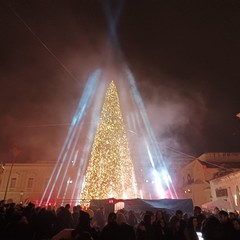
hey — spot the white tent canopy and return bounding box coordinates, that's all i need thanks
[202,199,231,210]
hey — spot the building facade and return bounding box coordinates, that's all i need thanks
[0,162,54,204]
[210,170,240,211]
[176,152,240,207]
[1,152,240,207]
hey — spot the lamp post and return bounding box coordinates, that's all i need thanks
[3,146,20,202]
[19,191,24,203]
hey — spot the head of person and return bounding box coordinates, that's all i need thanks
[218,210,228,223]
[176,209,183,219]
[214,207,220,215]
[194,206,202,216]
[202,216,223,240]
[168,215,180,231]
[65,204,71,211]
[116,212,127,225]
[73,206,79,213]
[78,211,91,229]
[143,214,152,225]
[229,212,236,219]
[232,218,240,231]
[183,213,188,221]
[108,212,117,223]
[187,216,198,229]
[155,210,163,219]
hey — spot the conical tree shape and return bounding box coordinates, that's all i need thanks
[80,81,137,200]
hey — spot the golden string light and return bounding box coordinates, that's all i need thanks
[80,81,137,200]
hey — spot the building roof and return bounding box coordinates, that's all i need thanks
[198,159,240,169]
[199,152,240,163]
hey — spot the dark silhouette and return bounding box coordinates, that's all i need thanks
[72,210,100,240]
[184,216,198,240]
[101,212,119,240]
[202,216,223,240]
[116,212,136,240]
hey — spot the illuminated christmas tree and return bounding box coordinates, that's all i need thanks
[80,81,137,200]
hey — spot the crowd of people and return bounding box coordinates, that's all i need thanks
[0,200,240,240]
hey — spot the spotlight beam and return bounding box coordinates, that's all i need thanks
[40,70,101,205]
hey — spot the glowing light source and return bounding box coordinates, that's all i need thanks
[152,169,165,198]
[67,179,73,184]
[39,69,101,206]
[80,81,137,200]
[39,0,179,205]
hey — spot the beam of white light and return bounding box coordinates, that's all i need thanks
[100,0,175,200]
[101,0,125,49]
[152,169,165,198]
[55,124,83,201]
[40,70,101,205]
[72,150,79,166]
[55,114,91,201]
[74,82,107,201]
[61,177,72,206]
[146,141,155,168]
[123,65,179,199]
[140,189,143,199]
[135,111,142,130]
[46,151,68,204]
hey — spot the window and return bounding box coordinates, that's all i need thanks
[216,188,228,197]
[10,178,16,188]
[27,178,34,188]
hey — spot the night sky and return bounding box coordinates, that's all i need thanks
[0,0,240,163]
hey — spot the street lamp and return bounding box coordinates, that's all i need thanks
[19,191,24,203]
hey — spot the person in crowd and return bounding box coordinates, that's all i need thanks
[234,210,239,219]
[183,216,198,240]
[72,210,100,240]
[213,207,220,218]
[218,210,235,240]
[95,207,106,230]
[72,206,80,228]
[128,210,138,227]
[166,215,183,240]
[232,218,240,240]
[193,206,206,232]
[4,212,34,240]
[229,211,236,220]
[137,213,156,240]
[202,216,223,240]
[53,205,74,235]
[153,210,167,240]
[183,213,189,224]
[175,210,186,240]
[65,203,74,226]
[23,202,37,228]
[35,206,57,240]
[0,205,6,233]
[116,212,136,240]
[100,212,119,240]
[5,200,240,240]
